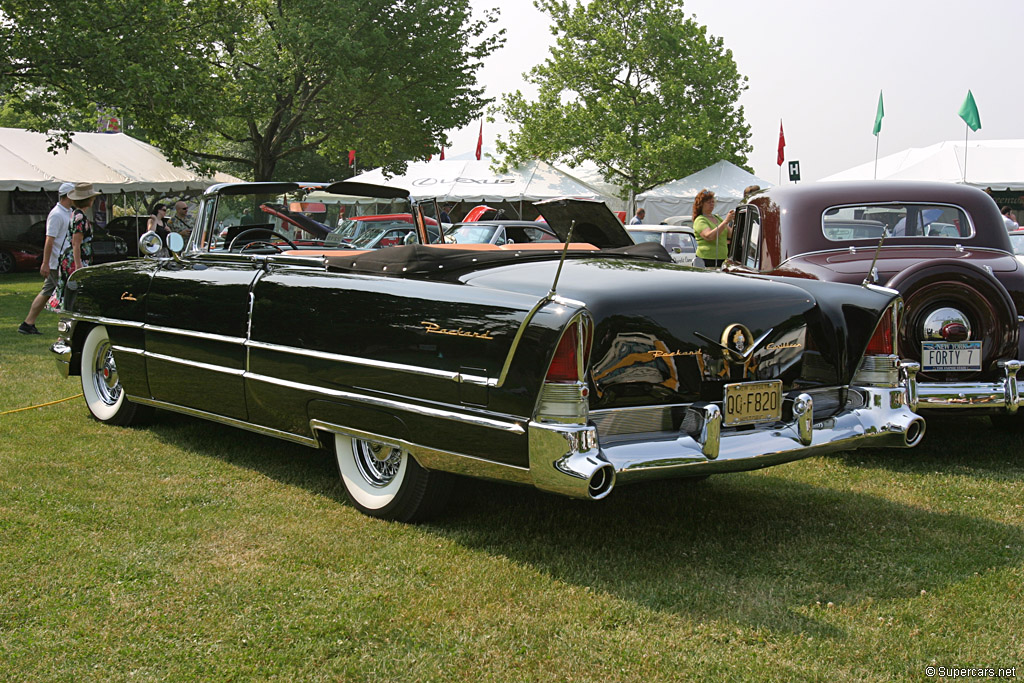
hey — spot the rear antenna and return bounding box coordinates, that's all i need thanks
[548,219,576,298]
[863,227,889,287]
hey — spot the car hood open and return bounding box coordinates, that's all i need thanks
[533,198,634,249]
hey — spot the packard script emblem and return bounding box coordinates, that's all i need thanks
[421,321,494,340]
[120,292,137,301]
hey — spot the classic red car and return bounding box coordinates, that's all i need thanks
[0,240,43,274]
[724,181,1024,427]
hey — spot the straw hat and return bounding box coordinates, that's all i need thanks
[66,182,101,201]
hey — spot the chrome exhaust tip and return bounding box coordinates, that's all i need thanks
[904,416,926,447]
[587,463,616,500]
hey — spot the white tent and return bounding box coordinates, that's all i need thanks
[819,139,1024,190]
[350,159,605,203]
[553,161,627,213]
[636,160,773,224]
[0,127,240,193]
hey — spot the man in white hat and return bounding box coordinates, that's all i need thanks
[19,182,75,335]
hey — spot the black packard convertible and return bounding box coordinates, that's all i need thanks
[52,182,924,521]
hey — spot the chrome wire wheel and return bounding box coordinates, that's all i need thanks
[90,337,122,407]
[335,434,410,513]
[333,433,453,522]
[353,440,403,488]
[81,326,126,421]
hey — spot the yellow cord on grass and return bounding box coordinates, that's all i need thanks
[0,393,83,416]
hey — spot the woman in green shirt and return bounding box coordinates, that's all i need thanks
[692,189,735,269]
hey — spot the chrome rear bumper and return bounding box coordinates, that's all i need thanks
[528,383,923,499]
[913,360,1021,412]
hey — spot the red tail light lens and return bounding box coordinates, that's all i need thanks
[865,307,895,355]
[546,324,580,383]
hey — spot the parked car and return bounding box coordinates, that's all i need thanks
[101,216,150,257]
[1008,229,1024,265]
[88,227,129,264]
[329,213,440,245]
[445,220,557,245]
[723,181,1024,427]
[0,240,43,274]
[626,225,698,266]
[52,181,923,522]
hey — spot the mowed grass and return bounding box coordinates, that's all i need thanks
[2,271,1023,682]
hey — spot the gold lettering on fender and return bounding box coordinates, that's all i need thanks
[650,349,702,358]
[421,321,494,340]
[765,342,802,350]
[120,292,137,301]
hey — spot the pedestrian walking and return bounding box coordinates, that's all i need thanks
[18,182,74,334]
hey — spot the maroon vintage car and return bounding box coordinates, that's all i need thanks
[724,181,1024,427]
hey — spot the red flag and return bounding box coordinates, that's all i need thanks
[348,149,356,168]
[440,146,445,161]
[475,121,483,161]
[776,121,785,166]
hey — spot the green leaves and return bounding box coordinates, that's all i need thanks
[496,0,750,199]
[1,0,503,180]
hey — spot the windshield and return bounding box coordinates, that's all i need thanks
[446,224,498,244]
[194,186,418,252]
[1010,233,1024,256]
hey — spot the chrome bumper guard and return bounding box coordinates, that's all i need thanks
[528,381,923,500]
[912,360,1022,412]
[51,339,73,378]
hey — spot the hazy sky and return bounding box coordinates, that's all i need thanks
[448,0,1023,184]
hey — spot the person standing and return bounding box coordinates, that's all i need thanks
[169,201,193,238]
[148,203,171,256]
[1002,206,1018,231]
[19,182,75,334]
[692,189,734,269]
[49,183,101,310]
[630,208,646,225]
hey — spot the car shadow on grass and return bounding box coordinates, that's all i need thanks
[834,414,1024,478]
[144,410,1024,640]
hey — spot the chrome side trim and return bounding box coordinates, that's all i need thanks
[68,313,145,329]
[246,372,526,434]
[774,245,1010,273]
[246,340,464,382]
[111,344,145,356]
[309,419,532,486]
[146,351,246,376]
[128,396,319,447]
[146,324,246,345]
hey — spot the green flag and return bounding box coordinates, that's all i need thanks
[959,90,981,131]
[873,91,884,136]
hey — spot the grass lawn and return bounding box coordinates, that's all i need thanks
[2,271,1023,681]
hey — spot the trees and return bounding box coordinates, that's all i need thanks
[1,0,502,180]
[495,0,750,200]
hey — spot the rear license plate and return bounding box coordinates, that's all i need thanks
[723,380,782,426]
[921,341,982,371]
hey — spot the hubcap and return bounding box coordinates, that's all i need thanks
[922,307,971,342]
[92,340,122,405]
[353,440,402,488]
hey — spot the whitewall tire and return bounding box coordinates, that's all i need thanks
[334,433,452,522]
[80,325,149,426]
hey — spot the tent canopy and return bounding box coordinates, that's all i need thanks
[349,159,605,203]
[820,139,1024,191]
[0,127,241,193]
[637,160,772,224]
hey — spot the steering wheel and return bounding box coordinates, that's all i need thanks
[227,228,299,252]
